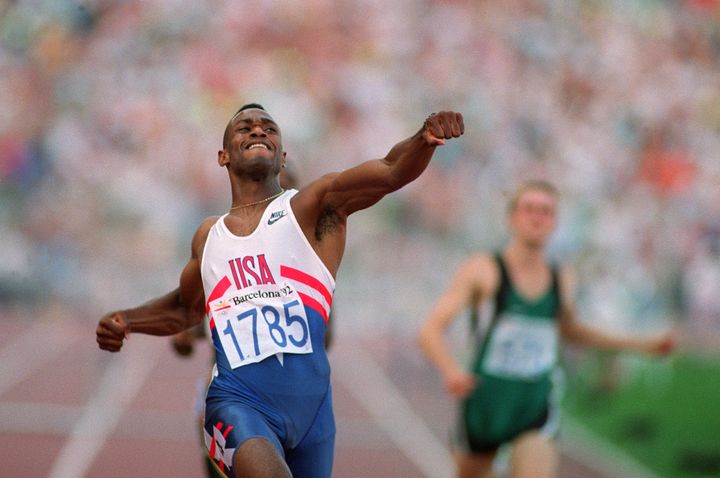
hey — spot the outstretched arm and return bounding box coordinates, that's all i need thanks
[292,111,464,275]
[558,268,675,355]
[418,255,495,399]
[299,111,464,218]
[96,287,200,352]
[96,218,213,352]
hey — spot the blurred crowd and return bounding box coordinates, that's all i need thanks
[1,0,719,344]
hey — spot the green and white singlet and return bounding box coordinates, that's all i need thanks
[458,254,562,453]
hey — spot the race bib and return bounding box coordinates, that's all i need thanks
[210,281,313,368]
[482,313,557,380]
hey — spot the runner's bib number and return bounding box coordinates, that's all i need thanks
[482,314,557,380]
[210,282,313,368]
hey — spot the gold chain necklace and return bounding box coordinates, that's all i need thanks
[229,189,285,211]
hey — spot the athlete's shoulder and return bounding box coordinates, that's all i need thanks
[196,215,222,236]
[290,173,338,205]
[457,252,499,297]
[191,215,222,257]
[461,252,497,273]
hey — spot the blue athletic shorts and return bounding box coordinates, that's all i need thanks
[203,383,335,478]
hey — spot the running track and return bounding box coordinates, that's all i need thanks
[0,309,615,478]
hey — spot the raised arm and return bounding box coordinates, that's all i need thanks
[558,267,675,355]
[95,217,213,352]
[291,111,464,275]
[303,111,463,216]
[418,254,496,398]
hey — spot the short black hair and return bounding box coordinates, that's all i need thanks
[238,103,265,113]
[222,103,267,149]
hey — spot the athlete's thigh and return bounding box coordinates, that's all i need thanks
[204,399,284,476]
[232,437,292,478]
[509,431,557,478]
[284,388,335,478]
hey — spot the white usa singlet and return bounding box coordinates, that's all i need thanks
[200,189,335,396]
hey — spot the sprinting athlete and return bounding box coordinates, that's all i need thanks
[169,164,315,478]
[418,179,674,478]
[96,104,464,478]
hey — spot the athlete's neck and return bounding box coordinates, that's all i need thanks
[228,177,283,211]
[504,240,546,269]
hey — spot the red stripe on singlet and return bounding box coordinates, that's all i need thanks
[298,291,329,325]
[280,265,333,307]
[206,276,231,331]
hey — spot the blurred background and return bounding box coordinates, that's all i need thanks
[1,0,719,477]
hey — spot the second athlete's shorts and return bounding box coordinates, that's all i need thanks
[203,383,335,478]
[454,372,561,454]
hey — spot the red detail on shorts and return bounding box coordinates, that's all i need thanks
[209,437,216,461]
[210,421,232,471]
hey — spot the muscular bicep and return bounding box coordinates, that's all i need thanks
[324,159,401,215]
[295,160,396,222]
[179,258,205,326]
[296,135,432,221]
[289,167,391,273]
[179,217,215,326]
[296,115,459,223]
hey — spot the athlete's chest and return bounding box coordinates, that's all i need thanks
[223,206,284,237]
[504,265,551,302]
[203,229,300,291]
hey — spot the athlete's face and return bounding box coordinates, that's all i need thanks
[218,108,286,175]
[509,189,557,248]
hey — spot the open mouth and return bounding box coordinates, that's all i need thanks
[247,142,270,151]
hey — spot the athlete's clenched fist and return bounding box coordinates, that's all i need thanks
[422,111,464,146]
[96,311,129,352]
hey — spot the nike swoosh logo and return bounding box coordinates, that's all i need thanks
[267,211,288,225]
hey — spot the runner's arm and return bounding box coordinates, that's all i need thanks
[293,111,464,224]
[96,219,212,352]
[558,268,675,355]
[418,255,493,398]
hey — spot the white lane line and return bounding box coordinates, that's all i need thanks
[332,342,454,478]
[0,401,195,441]
[0,320,78,396]
[0,401,80,435]
[48,337,161,478]
[560,417,662,478]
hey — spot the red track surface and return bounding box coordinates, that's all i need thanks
[0,312,606,477]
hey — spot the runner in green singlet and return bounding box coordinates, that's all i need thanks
[419,180,675,478]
